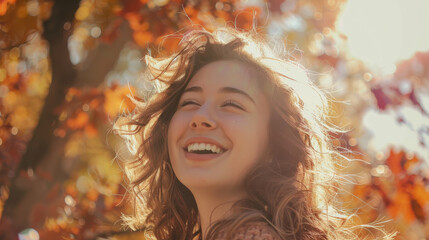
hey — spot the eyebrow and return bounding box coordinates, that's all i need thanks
[183,86,255,103]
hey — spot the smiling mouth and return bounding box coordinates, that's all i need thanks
[184,142,225,154]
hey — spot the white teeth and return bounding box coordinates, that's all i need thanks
[199,143,205,150]
[186,142,224,154]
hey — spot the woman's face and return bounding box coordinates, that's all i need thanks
[168,60,270,194]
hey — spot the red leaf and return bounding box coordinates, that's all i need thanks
[371,86,391,110]
[409,89,426,114]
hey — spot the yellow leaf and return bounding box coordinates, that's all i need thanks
[103,85,136,117]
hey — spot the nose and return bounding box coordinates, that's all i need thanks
[189,106,217,130]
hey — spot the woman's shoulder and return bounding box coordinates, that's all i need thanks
[223,221,282,240]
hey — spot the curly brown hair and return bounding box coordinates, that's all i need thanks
[114,28,391,240]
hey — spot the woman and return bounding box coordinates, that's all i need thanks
[115,28,359,239]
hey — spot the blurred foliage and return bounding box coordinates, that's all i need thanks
[0,0,428,239]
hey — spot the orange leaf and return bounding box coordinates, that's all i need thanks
[385,149,405,175]
[65,184,78,197]
[71,226,80,235]
[104,85,136,117]
[0,0,16,16]
[410,178,429,208]
[404,153,420,171]
[67,87,82,98]
[53,128,66,138]
[89,98,101,109]
[133,31,154,47]
[387,189,415,222]
[184,6,195,16]
[84,124,98,137]
[411,198,425,222]
[125,12,148,31]
[86,188,99,201]
[66,111,89,129]
[216,10,233,22]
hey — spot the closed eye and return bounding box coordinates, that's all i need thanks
[222,100,245,110]
[179,100,200,107]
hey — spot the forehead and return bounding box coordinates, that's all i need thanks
[187,60,260,93]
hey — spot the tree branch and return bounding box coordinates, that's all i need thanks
[1,0,132,235]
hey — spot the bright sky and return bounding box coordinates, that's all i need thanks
[336,0,429,74]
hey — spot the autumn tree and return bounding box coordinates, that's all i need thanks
[0,0,428,239]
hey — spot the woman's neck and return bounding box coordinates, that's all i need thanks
[192,188,247,240]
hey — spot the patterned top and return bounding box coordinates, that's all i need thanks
[216,221,282,240]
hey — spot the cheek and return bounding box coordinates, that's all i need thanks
[225,114,269,158]
[167,111,193,158]
[227,114,268,139]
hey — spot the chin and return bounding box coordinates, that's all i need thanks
[176,173,224,191]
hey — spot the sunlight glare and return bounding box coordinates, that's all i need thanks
[336,0,429,74]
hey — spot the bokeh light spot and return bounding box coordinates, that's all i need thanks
[64,22,72,31]
[76,175,90,193]
[348,138,357,147]
[27,0,40,16]
[375,151,384,161]
[82,104,90,112]
[322,27,332,36]
[153,0,169,7]
[18,228,39,240]
[371,164,391,177]
[363,72,372,82]
[406,152,415,160]
[90,26,101,38]
[65,195,76,207]
[75,6,90,21]
[11,127,18,135]
[27,168,34,178]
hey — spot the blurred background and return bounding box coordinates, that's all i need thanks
[0,0,428,239]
